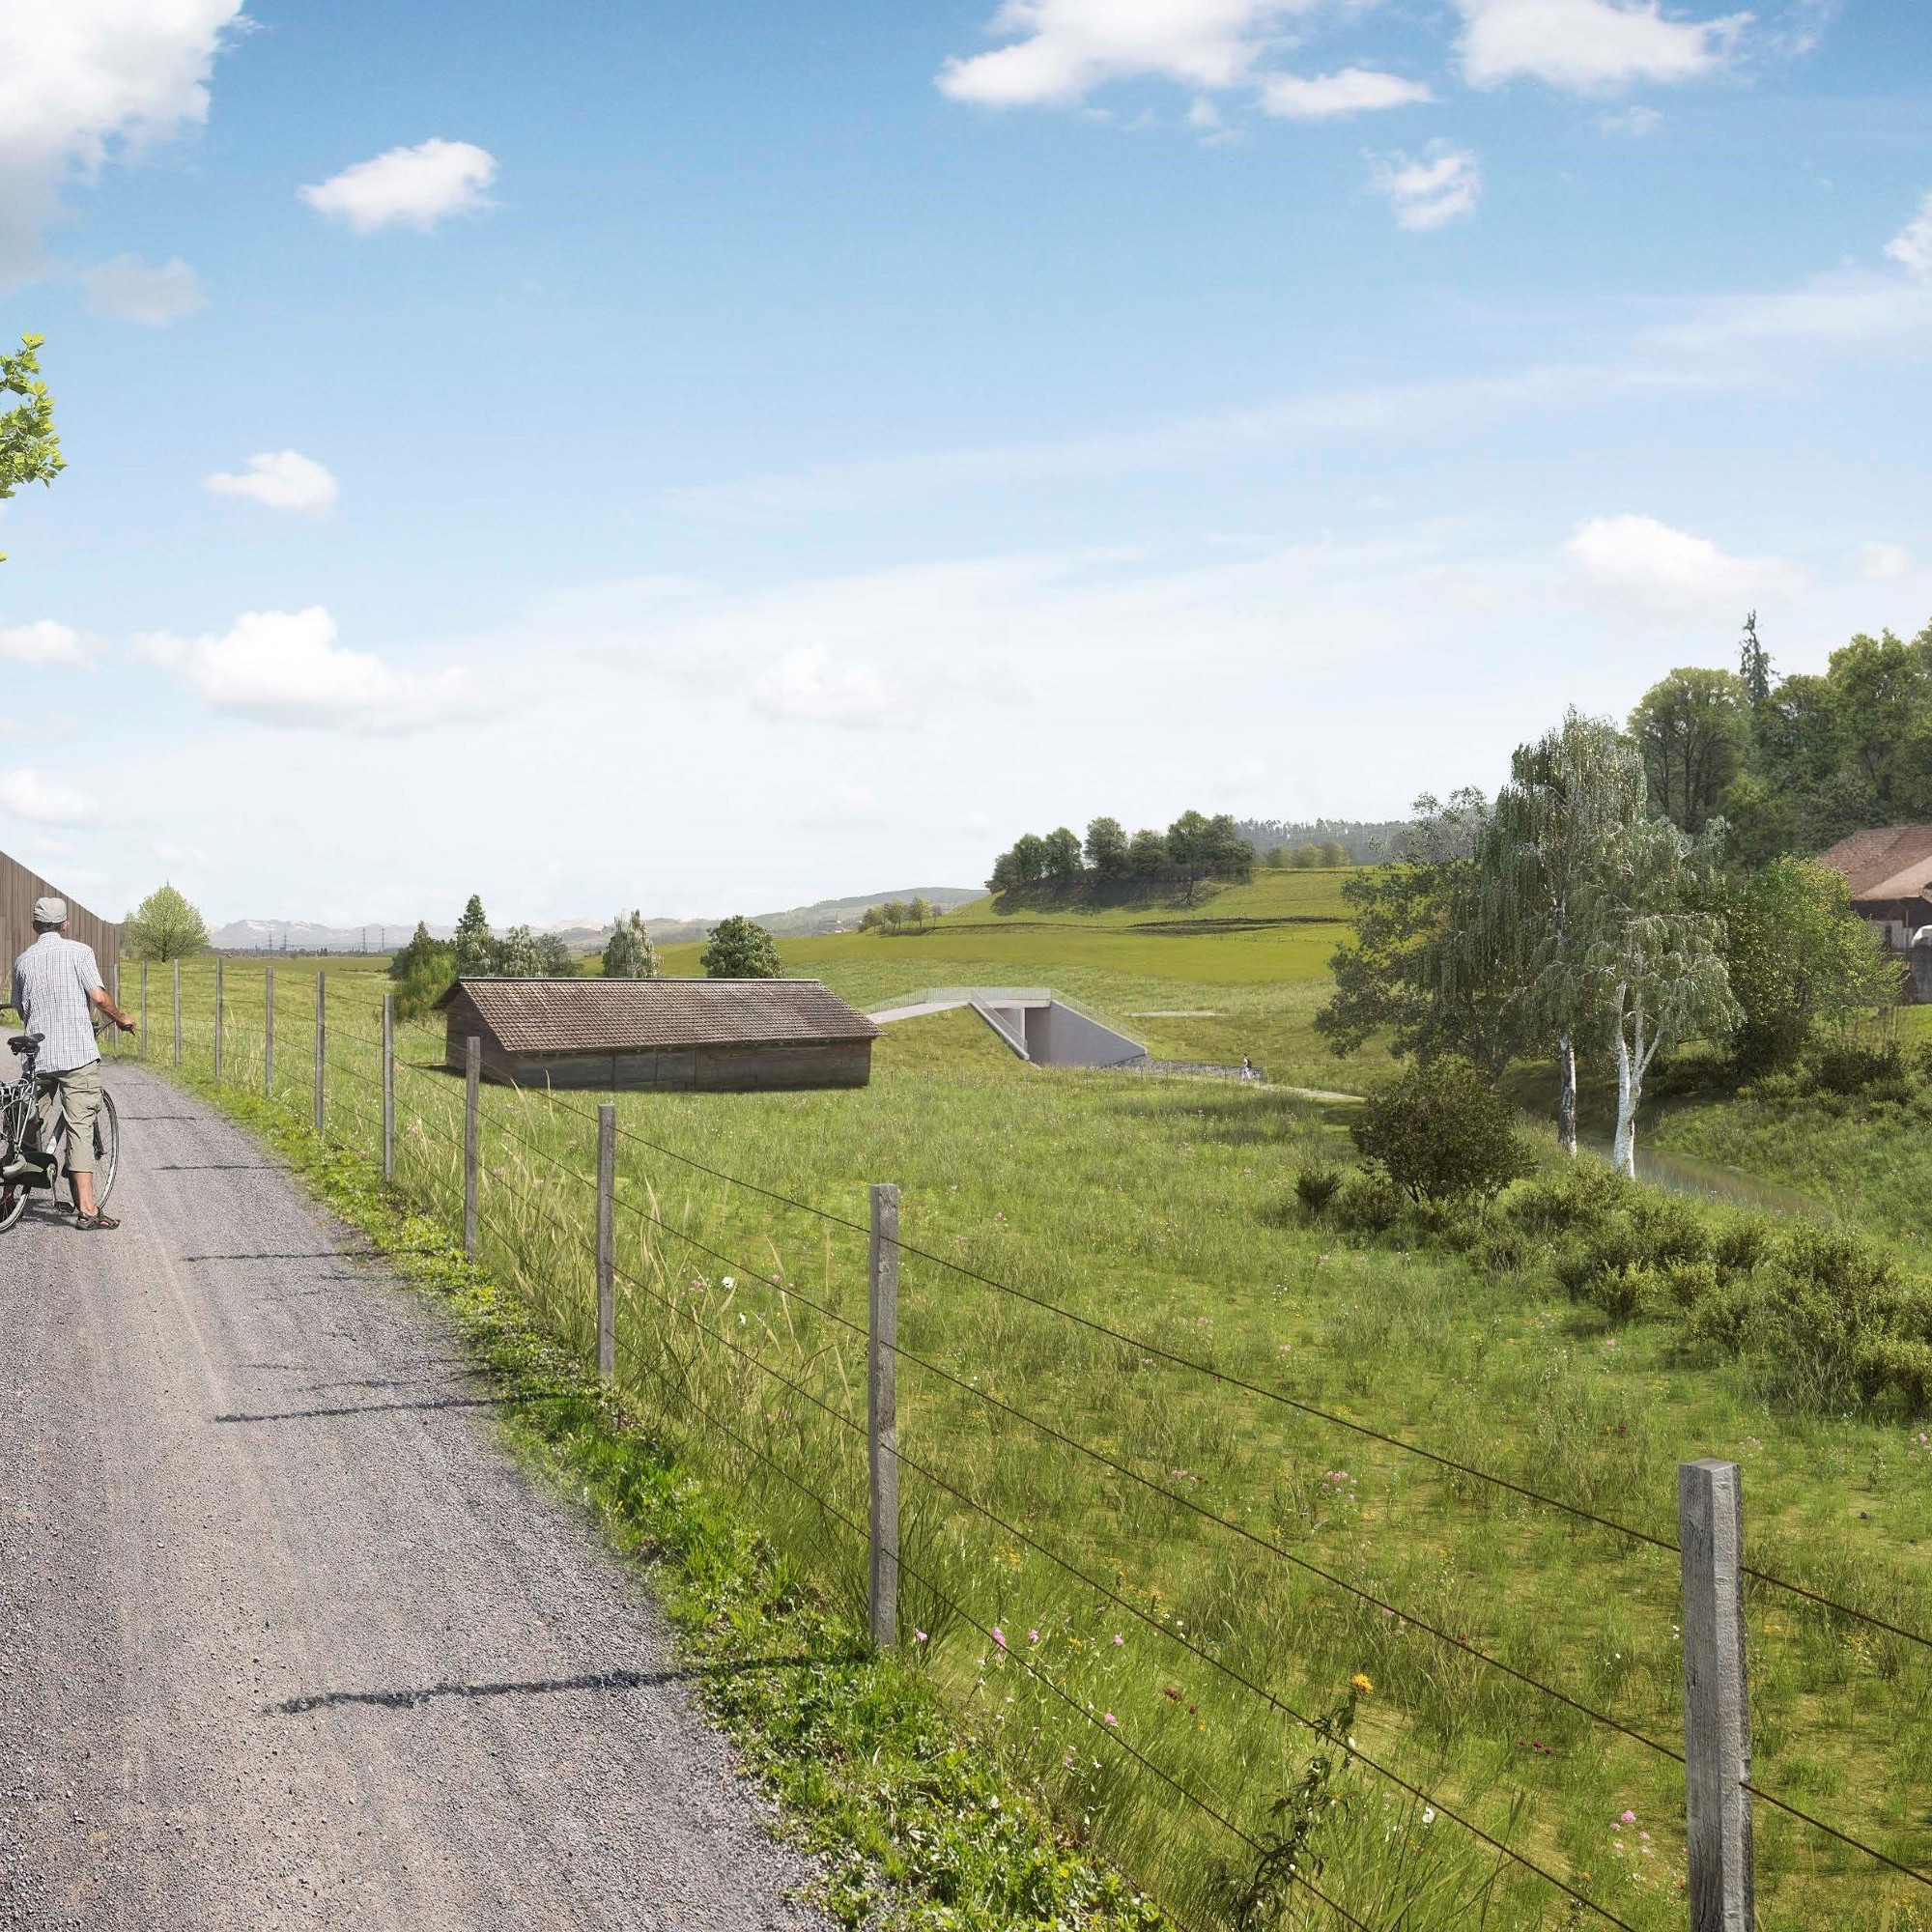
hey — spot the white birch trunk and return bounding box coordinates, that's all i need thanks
[1556,1028,1577,1157]
[1611,982,1641,1179]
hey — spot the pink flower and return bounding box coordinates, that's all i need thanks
[992,1627,1007,1649]
[914,1630,928,1642]
[1113,1634,1124,1646]
[1028,1629,1040,1644]
[1621,1810,1636,1825]
[1103,1712,1118,1726]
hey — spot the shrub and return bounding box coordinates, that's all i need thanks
[1502,1161,1624,1236]
[1688,1278,1768,1354]
[1294,1165,1344,1215]
[1711,1220,1771,1275]
[1590,1264,1662,1323]
[1808,1039,1905,1098]
[1333,1169,1405,1233]
[1349,1060,1534,1204]
[1664,1259,1720,1309]
[1626,1194,1709,1267]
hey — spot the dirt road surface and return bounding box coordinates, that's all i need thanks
[0,1063,830,1931]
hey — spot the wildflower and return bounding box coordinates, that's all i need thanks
[1113,1634,1124,1646]
[1103,1713,1118,1726]
[721,1275,735,1289]
[1421,1807,1435,1825]
[914,1630,928,1643]
[1621,1810,1636,1825]
[992,1627,1007,1649]
[1028,1630,1040,1644]
[1350,1673,1373,1695]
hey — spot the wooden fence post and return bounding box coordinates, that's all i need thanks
[264,966,274,1098]
[382,993,395,1184]
[313,971,326,1136]
[139,963,149,1061]
[213,956,224,1085]
[596,1104,616,1382]
[464,1035,481,1261]
[1681,1459,1752,1932]
[868,1181,900,1648]
[173,959,182,1068]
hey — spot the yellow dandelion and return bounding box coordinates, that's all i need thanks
[1350,1673,1374,1696]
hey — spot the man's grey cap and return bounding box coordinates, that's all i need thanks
[33,896,67,925]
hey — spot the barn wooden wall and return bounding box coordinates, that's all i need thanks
[1,848,121,982]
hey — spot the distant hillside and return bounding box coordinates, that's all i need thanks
[213,889,981,955]
[644,888,981,946]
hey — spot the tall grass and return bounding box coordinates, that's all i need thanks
[132,958,1932,1931]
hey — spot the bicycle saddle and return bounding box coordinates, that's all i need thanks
[7,1033,42,1054]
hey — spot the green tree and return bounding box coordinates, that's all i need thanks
[1316,791,1519,1080]
[908,895,933,929]
[0,335,63,565]
[701,915,781,979]
[124,884,209,962]
[1009,834,1048,886]
[1166,810,1211,873]
[533,931,577,975]
[1317,839,1347,867]
[603,909,658,979]
[1042,826,1084,883]
[1580,817,1738,1178]
[859,904,885,932]
[453,895,494,975]
[1630,667,1747,833]
[1723,859,1895,1074]
[1127,828,1168,878]
[1470,712,1648,1152]
[390,923,457,1018]
[1085,816,1130,878]
[1739,610,1772,712]
[1204,813,1257,878]
[1826,627,1932,822]
[494,924,541,977]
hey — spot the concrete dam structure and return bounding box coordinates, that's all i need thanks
[869,986,1150,1069]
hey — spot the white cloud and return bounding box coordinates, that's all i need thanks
[1372,143,1483,231]
[1565,514,1803,607]
[81,253,206,324]
[135,607,495,735]
[1886,190,1932,283]
[937,0,1305,107]
[753,646,895,726]
[1459,0,1747,93]
[1599,103,1664,135]
[201,450,339,516]
[1858,542,1913,582]
[0,619,91,667]
[299,138,497,234]
[0,0,244,279]
[0,767,99,827]
[1261,69,1434,119]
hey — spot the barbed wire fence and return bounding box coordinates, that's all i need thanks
[105,959,1932,1932]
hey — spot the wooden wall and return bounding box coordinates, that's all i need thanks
[1,848,121,982]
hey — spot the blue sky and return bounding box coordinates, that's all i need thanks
[1,0,1929,925]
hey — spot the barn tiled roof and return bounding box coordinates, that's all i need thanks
[436,977,880,1054]
[1814,825,1932,902]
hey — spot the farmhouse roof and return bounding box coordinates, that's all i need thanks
[1813,825,1932,903]
[434,977,880,1055]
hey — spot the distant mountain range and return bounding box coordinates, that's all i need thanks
[209,887,982,955]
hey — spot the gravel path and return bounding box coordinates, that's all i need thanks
[0,1063,832,1932]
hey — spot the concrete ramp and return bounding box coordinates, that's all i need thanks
[870,987,1148,1069]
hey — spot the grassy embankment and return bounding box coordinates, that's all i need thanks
[137,895,1932,1932]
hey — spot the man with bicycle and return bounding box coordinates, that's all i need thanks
[4,896,136,1229]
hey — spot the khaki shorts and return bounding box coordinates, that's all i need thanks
[38,1062,102,1175]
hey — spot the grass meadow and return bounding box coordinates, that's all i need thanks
[128,935,1932,1932]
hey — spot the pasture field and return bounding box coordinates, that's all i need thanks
[145,951,1932,1931]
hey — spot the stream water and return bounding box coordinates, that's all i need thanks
[1581,1138,1829,1219]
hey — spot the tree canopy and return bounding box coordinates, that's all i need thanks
[0,335,63,565]
[124,884,209,963]
[603,909,658,979]
[701,915,781,979]
[989,810,1252,895]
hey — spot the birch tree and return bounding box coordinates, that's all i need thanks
[1469,713,1647,1154]
[1581,815,1738,1178]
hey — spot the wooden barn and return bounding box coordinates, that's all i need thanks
[435,977,880,1092]
[1,846,121,980]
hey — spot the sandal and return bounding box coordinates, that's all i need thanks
[74,1211,120,1231]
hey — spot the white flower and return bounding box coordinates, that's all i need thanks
[1422,1806,1436,1825]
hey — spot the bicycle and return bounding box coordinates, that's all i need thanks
[1,1030,121,1233]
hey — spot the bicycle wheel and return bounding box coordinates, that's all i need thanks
[0,1179,23,1233]
[92,1088,121,1209]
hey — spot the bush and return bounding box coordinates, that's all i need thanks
[1294,1165,1344,1215]
[1349,1060,1534,1204]
[1333,1169,1405,1233]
